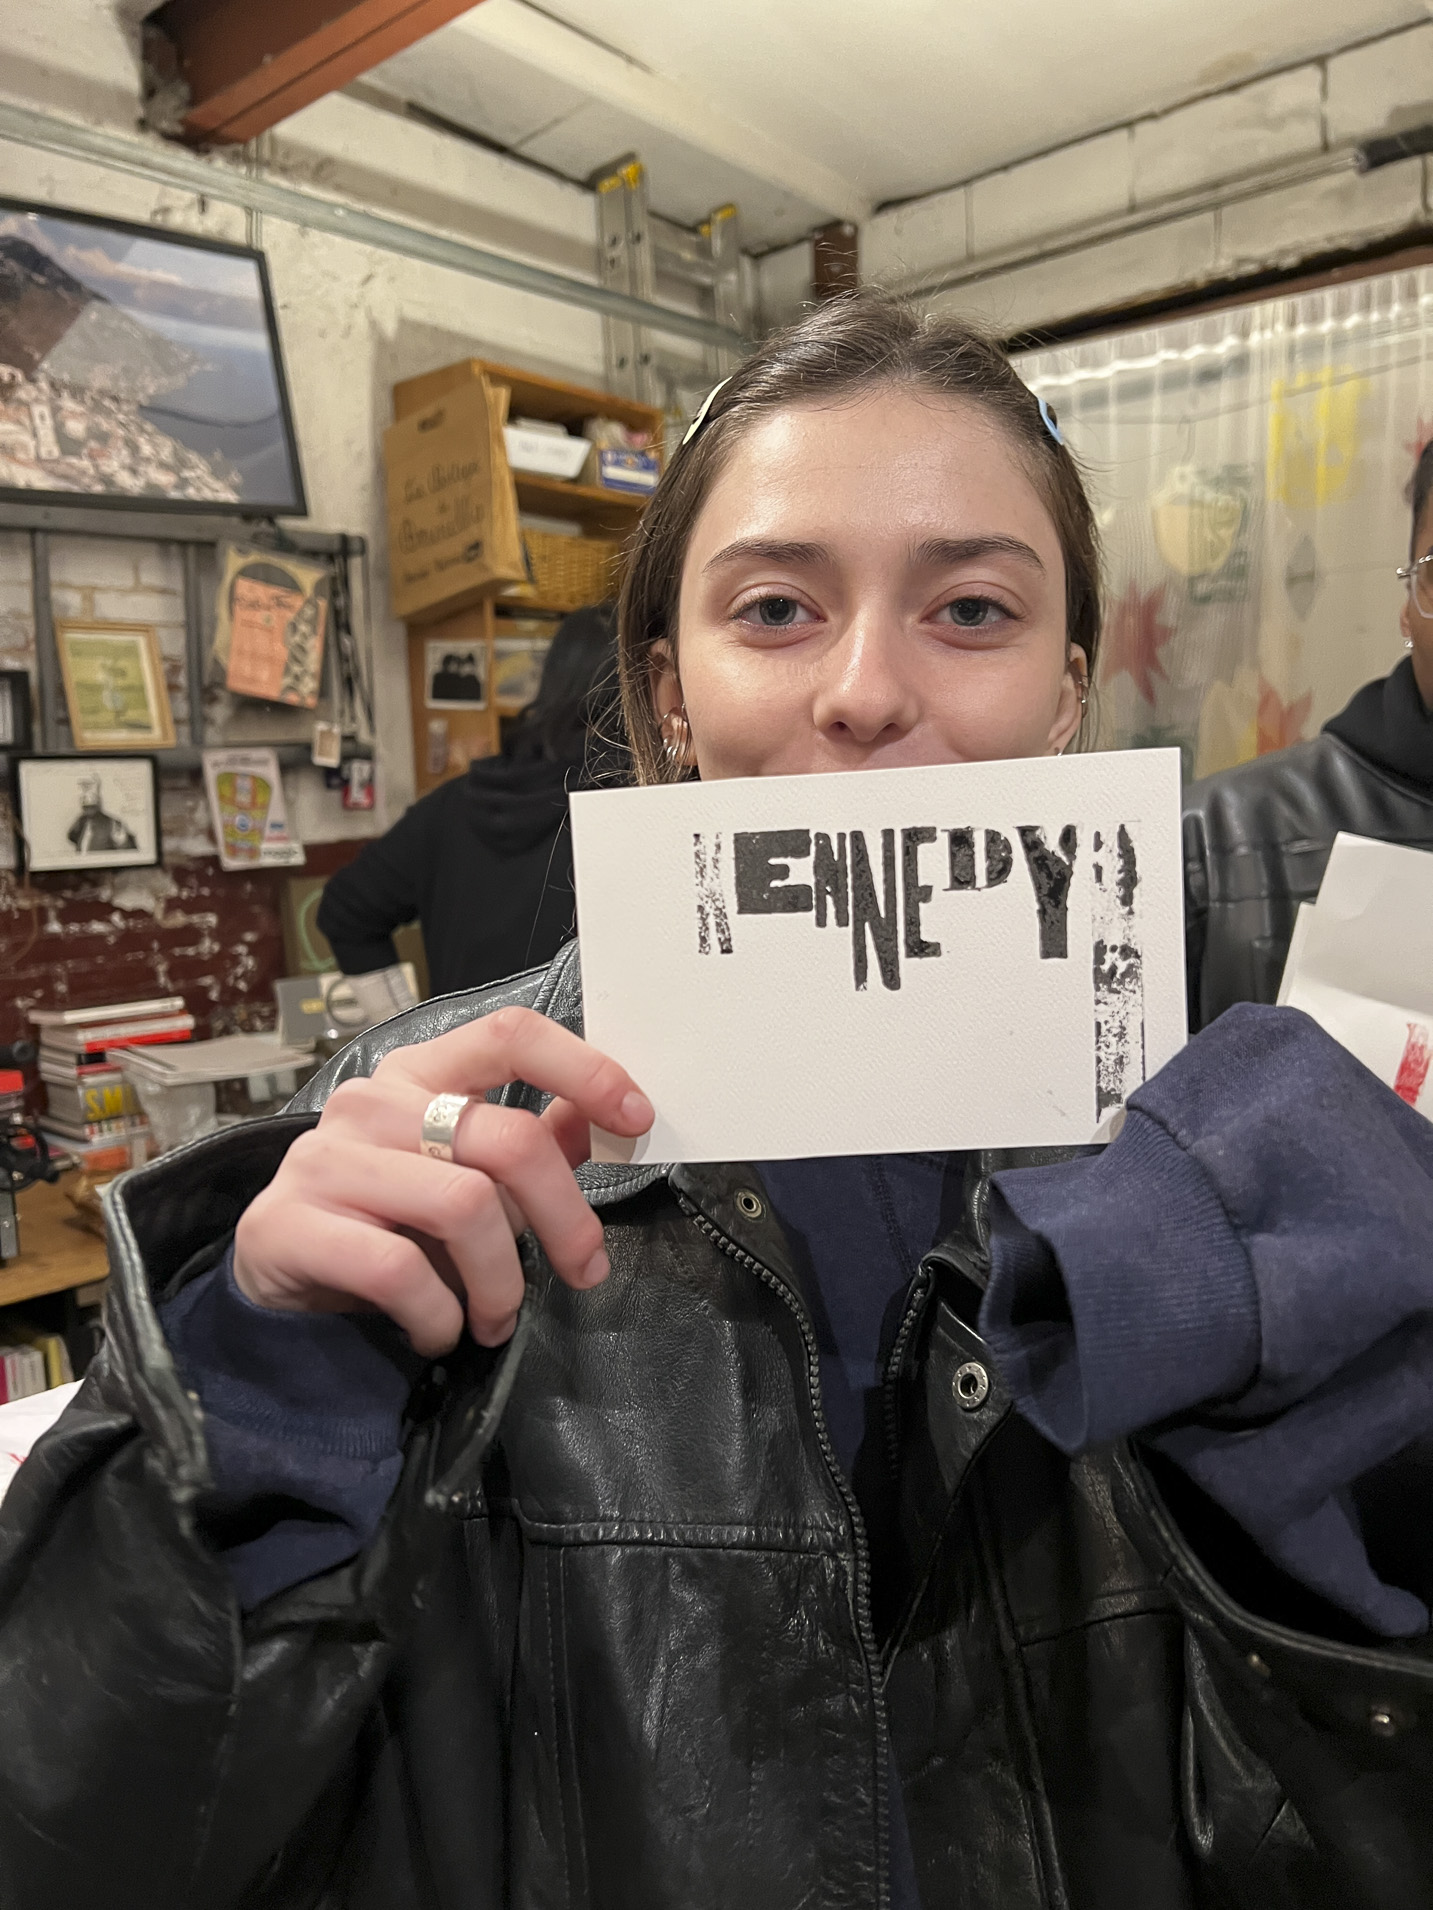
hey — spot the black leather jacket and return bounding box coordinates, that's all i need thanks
[1,939,1430,1909]
[1184,660,1433,1030]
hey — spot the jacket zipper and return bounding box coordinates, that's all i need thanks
[881,1264,934,1485]
[677,1194,891,1910]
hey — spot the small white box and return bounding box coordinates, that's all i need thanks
[503,426,590,480]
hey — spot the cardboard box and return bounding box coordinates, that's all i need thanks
[383,378,526,624]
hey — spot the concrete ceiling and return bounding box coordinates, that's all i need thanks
[365,0,1428,249]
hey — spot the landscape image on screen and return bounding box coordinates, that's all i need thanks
[0,206,303,510]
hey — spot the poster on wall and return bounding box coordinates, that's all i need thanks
[572,750,1186,1164]
[14,754,160,873]
[211,543,330,707]
[202,746,305,871]
[0,197,306,515]
[55,620,176,749]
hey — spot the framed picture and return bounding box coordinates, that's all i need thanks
[14,754,160,873]
[55,620,176,749]
[0,669,32,751]
[424,638,488,710]
[212,543,330,707]
[0,197,306,515]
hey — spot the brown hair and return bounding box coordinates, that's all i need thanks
[617,289,1102,784]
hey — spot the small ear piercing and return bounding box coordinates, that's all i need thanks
[660,706,691,772]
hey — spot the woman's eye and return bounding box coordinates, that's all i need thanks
[737,595,812,627]
[940,595,1010,629]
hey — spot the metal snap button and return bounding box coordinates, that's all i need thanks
[735,1189,764,1220]
[1246,1652,1271,1681]
[1369,1704,1399,1739]
[953,1360,989,1411]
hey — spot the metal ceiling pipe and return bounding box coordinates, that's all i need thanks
[0,98,752,356]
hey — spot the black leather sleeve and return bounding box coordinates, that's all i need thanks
[0,959,560,1908]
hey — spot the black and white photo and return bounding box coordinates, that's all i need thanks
[15,754,160,872]
[424,639,488,709]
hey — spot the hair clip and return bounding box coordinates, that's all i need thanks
[681,377,731,448]
[1036,395,1065,447]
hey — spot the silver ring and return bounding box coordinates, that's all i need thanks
[420,1091,471,1161]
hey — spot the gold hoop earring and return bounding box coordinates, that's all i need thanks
[659,707,691,774]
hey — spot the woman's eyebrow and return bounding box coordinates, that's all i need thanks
[703,538,830,573]
[913,534,1045,572]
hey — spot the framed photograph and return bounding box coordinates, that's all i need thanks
[0,669,33,751]
[55,620,176,749]
[425,638,488,710]
[0,197,306,515]
[212,543,330,707]
[14,754,160,873]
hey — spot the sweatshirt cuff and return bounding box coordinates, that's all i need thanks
[980,1107,1260,1453]
[161,1244,423,1458]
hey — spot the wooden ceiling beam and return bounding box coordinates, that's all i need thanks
[142,0,487,147]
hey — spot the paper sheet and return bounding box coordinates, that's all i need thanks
[1278,832,1433,1117]
[0,1382,80,1507]
[570,750,1186,1163]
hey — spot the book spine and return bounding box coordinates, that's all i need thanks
[29,995,183,1028]
[42,1116,149,1141]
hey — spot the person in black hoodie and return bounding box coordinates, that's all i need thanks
[317,603,619,997]
[1183,441,1433,1030]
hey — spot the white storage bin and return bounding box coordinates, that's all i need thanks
[503,426,590,480]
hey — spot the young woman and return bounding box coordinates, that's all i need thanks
[1,295,1429,1910]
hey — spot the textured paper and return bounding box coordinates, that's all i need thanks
[1279,832,1433,1119]
[571,750,1186,1163]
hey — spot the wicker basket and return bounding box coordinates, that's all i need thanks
[521,530,623,608]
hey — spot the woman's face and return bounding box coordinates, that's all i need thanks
[657,387,1086,780]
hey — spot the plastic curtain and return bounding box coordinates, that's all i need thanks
[1017,265,1429,781]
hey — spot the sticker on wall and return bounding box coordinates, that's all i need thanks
[1151,464,1252,600]
[1267,366,1368,510]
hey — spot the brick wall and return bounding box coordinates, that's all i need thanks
[0,528,367,1069]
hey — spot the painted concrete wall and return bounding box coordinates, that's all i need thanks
[758,20,1433,337]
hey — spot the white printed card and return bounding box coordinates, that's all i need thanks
[570,749,1186,1163]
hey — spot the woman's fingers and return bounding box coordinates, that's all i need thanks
[232,1010,644,1350]
[279,1133,535,1343]
[234,1201,466,1357]
[317,1081,610,1293]
[377,1006,653,1138]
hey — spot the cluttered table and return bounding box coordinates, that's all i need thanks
[0,1178,108,1309]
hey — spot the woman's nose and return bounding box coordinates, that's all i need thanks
[810,620,921,747]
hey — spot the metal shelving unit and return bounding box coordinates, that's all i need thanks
[0,501,370,767]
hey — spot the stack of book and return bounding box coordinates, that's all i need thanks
[32,996,195,1174]
[0,1326,74,1400]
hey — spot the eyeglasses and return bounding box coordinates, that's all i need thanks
[1396,553,1433,618]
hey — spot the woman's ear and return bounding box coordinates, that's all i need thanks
[1047,645,1089,755]
[649,639,682,724]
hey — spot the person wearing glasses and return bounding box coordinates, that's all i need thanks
[1183,439,1433,1030]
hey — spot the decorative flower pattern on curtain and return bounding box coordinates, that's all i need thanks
[1017,265,1425,781]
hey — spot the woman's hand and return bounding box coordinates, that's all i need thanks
[233,1008,653,1356]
